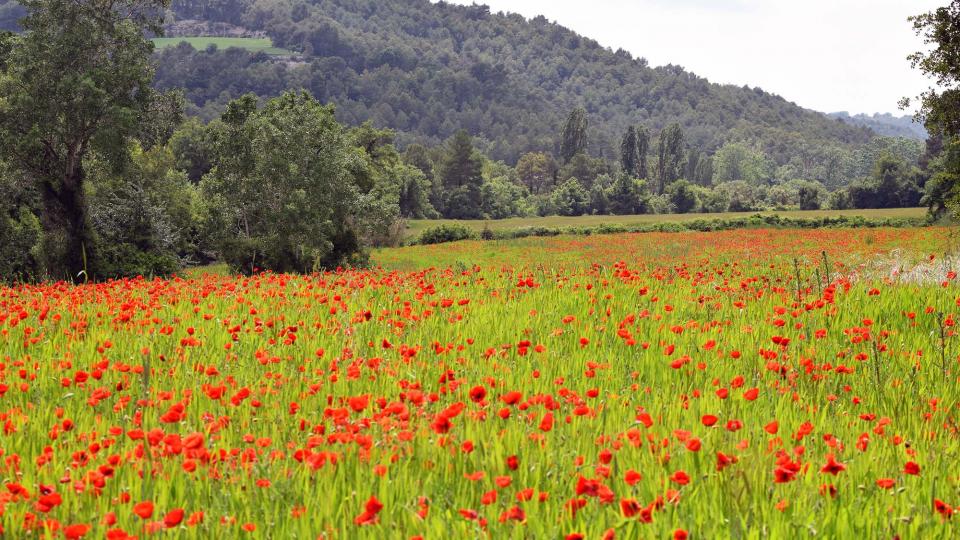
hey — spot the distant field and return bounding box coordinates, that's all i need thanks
[403,207,928,238]
[152,37,294,55]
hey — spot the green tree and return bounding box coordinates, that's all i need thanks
[0,0,167,280]
[636,125,650,180]
[589,174,612,215]
[654,123,685,193]
[560,107,588,163]
[395,164,438,219]
[515,152,557,194]
[713,142,772,184]
[0,168,42,281]
[87,142,199,277]
[667,179,698,213]
[481,176,529,219]
[203,91,376,273]
[694,154,714,185]
[620,126,640,177]
[438,130,484,218]
[714,180,757,212]
[797,184,823,210]
[846,153,922,209]
[905,2,960,135]
[169,118,214,183]
[608,173,644,215]
[551,177,590,216]
[558,152,607,188]
[905,2,960,217]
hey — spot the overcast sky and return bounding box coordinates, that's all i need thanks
[440,0,941,116]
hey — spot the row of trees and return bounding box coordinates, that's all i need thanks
[381,106,928,221]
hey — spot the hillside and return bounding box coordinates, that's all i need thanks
[829,111,927,140]
[142,0,877,168]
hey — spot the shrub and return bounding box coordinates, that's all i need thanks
[416,224,476,245]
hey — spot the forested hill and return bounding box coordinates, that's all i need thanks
[828,112,928,140]
[140,0,872,165]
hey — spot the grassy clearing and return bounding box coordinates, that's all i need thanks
[403,207,929,238]
[152,37,294,55]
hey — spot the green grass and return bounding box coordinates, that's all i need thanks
[403,207,929,239]
[152,37,295,56]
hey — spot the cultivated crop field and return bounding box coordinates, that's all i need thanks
[1,227,959,539]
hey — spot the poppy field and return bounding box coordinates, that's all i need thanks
[2,226,960,539]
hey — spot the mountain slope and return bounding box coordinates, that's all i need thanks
[147,0,875,166]
[828,112,927,140]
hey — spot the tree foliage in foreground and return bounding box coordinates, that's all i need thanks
[905,1,960,218]
[0,0,168,280]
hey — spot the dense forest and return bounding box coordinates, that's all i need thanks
[828,112,928,140]
[0,0,956,283]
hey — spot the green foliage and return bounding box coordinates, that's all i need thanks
[846,152,922,209]
[437,130,484,219]
[905,2,960,220]
[714,180,758,212]
[416,223,476,245]
[515,152,557,195]
[794,181,828,210]
[666,179,698,214]
[905,2,960,136]
[87,143,205,278]
[558,152,607,188]
[551,177,590,216]
[620,126,640,178]
[169,118,214,182]
[202,91,373,274]
[922,137,960,217]
[636,125,650,181]
[560,107,588,164]
[713,142,772,184]
[0,0,167,280]
[481,177,529,219]
[0,171,42,281]
[654,123,686,193]
[608,173,646,215]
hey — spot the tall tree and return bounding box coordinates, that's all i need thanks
[438,130,484,218]
[620,126,640,177]
[636,125,650,180]
[0,0,167,279]
[654,123,685,193]
[560,107,588,163]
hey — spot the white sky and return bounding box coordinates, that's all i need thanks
[439,0,942,115]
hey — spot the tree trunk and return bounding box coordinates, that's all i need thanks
[40,166,94,281]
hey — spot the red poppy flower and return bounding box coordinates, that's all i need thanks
[820,454,846,475]
[64,524,91,540]
[164,508,185,528]
[354,496,383,526]
[133,501,154,519]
